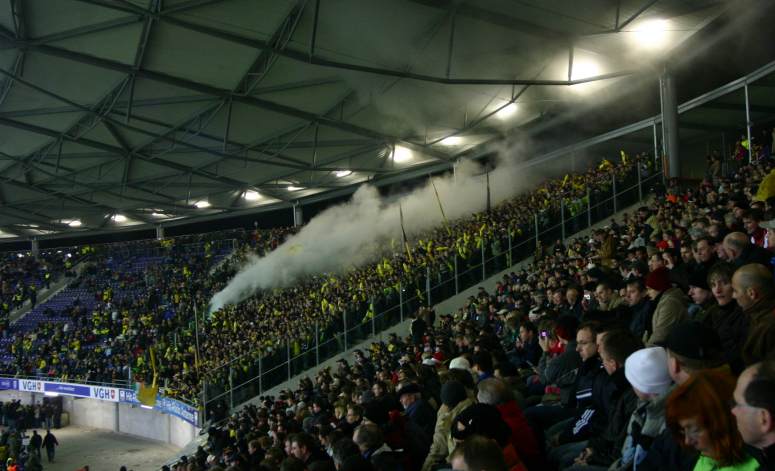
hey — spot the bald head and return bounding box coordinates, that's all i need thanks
[732,263,775,310]
[723,232,749,260]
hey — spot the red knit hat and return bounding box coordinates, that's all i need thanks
[646,266,671,292]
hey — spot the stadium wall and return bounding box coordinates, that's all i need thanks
[0,390,197,448]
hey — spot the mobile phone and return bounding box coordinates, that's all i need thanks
[583,293,591,300]
[540,330,548,338]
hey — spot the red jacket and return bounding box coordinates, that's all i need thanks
[496,400,544,470]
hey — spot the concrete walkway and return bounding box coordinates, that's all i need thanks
[39,425,178,471]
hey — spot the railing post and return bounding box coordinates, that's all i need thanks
[315,321,320,365]
[228,367,234,410]
[425,266,431,307]
[507,230,512,267]
[453,255,459,294]
[637,163,643,201]
[399,282,404,322]
[612,172,617,214]
[534,213,539,248]
[201,381,207,425]
[371,297,376,337]
[586,187,592,228]
[286,341,291,382]
[560,200,566,243]
[343,311,348,350]
[258,354,263,395]
[481,239,486,281]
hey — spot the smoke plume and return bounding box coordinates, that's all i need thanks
[209,145,538,313]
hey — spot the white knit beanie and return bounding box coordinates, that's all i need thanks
[449,356,471,372]
[624,347,672,395]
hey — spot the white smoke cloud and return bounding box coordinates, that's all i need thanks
[209,144,540,313]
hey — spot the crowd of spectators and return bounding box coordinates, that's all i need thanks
[0,150,646,410]
[161,156,775,471]
[0,228,296,398]
[0,249,80,317]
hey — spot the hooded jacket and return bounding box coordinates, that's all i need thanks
[645,287,688,346]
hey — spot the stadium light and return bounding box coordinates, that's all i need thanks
[633,19,670,49]
[569,59,603,94]
[64,219,82,227]
[243,190,261,201]
[393,145,413,163]
[496,103,518,120]
[439,136,464,146]
[287,185,303,192]
[194,200,211,209]
[151,212,166,217]
[334,170,352,178]
[111,214,127,223]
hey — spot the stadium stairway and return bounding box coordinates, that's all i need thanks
[9,256,89,325]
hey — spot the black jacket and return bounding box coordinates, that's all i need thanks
[559,359,620,445]
[750,442,775,471]
[587,369,638,467]
[638,428,698,471]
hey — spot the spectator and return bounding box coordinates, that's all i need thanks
[477,378,542,470]
[731,264,775,365]
[422,380,474,471]
[290,432,333,468]
[609,347,673,470]
[353,423,401,470]
[595,281,626,312]
[451,405,526,471]
[733,361,775,470]
[42,429,57,463]
[687,267,714,321]
[396,383,436,444]
[536,315,582,406]
[666,369,759,470]
[624,277,652,339]
[510,320,541,369]
[566,329,641,469]
[723,232,772,268]
[644,266,689,346]
[449,435,509,471]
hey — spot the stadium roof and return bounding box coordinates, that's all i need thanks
[0,0,764,238]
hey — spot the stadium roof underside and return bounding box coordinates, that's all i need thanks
[0,0,761,238]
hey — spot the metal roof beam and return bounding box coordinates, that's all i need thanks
[0,39,455,161]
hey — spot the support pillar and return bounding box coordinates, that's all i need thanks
[30,238,39,259]
[293,203,303,227]
[659,67,680,178]
[156,225,164,240]
[745,82,753,163]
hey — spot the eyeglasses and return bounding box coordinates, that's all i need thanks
[679,426,704,440]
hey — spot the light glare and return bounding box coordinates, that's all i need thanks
[439,136,464,146]
[633,19,669,49]
[243,190,261,201]
[334,170,352,178]
[496,103,518,120]
[111,214,127,223]
[194,200,211,209]
[393,146,413,163]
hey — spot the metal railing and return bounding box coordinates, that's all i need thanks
[200,162,664,422]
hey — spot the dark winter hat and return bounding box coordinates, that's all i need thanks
[451,403,511,447]
[661,321,724,364]
[687,267,710,291]
[396,383,421,397]
[646,266,671,292]
[363,402,389,426]
[440,381,467,408]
